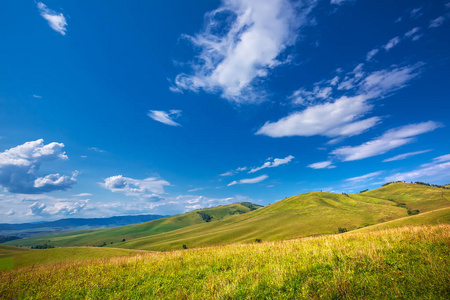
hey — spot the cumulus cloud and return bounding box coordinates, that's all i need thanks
[173,0,317,102]
[102,175,170,199]
[257,63,422,140]
[307,160,335,169]
[249,155,294,173]
[382,149,431,162]
[0,139,77,193]
[37,2,67,35]
[331,121,441,162]
[345,171,383,182]
[148,110,182,126]
[385,154,450,183]
[228,174,268,186]
[330,0,354,5]
[28,199,89,216]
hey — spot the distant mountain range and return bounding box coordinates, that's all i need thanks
[0,214,167,239]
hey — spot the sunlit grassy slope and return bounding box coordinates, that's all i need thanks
[0,247,144,271]
[0,245,30,258]
[1,225,448,299]
[6,202,261,248]
[112,193,403,251]
[355,207,450,232]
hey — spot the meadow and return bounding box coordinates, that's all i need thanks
[1,225,449,299]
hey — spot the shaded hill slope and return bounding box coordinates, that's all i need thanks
[5,202,262,247]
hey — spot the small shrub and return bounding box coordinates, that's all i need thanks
[255,239,262,243]
[122,238,126,242]
[197,211,213,222]
[408,209,420,216]
[338,227,348,233]
[182,244,187,249]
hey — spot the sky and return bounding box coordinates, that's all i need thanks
[1,0,449,223]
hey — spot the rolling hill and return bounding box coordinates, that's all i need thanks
[110,183,450,251]
[5,183,450,251]
[5,202,262,248]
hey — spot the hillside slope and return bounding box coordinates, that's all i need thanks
[5,202,262,247]
[113,183,450,251]
[0,247,144,271]
[2,225,448,299]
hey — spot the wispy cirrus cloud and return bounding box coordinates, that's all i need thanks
[331,121,441,162]
[429,16,446,28]
[384,154,450,183]
[249,155,294,173]
[37,2,67,35]
[345,171,383,182]
[228,174,268,186]
[172,0,317,103]
[382,149,431,162]
[148,110,182,126]
[307,160,335,169]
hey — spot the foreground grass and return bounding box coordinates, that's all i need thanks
[1,225,449,299]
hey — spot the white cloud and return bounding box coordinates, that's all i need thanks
[404,27,421,38]
[173,0,317,102]
[89,147,105,153]
[0,139,76,193]
[382,149,431,162]
[429,16,446,28]
[257,95,379,138]
[37,2,67,35]
[220,166,247,176]
[102,175,170,199]
[385,154,450,183]
[249,155,294,173]
[148,110,182,126]
[307,161,335,169]
[366,48,379,61]
[383,36,401,51]
[410,7,423,19]
[330,0,354,5]
[258,63,422,140]
[228,174,268,186]
[32,95,42,99]
[332,121,441,161]
[73,193,93,197]
[345,171,383,182]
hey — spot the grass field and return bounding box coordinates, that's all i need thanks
[1,225,448,299]
[0,246,145,271]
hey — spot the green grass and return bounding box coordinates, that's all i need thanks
[0,247,145,271]
[5,202,261,248]
[1,225,448,299]
[0,245,30,258]
[355,207,450,232]
[362,182,450,212]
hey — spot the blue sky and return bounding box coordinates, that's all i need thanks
[1,0,449,223]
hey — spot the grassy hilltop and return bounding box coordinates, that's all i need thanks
[1,225,449,299]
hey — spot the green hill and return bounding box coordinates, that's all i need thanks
[111,183,450,251]
[0,246,144,271]
[1,225,448,299]
[5,202,262,248]
[6,183,450,251]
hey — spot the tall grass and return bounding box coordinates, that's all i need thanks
[1,225,449,299]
